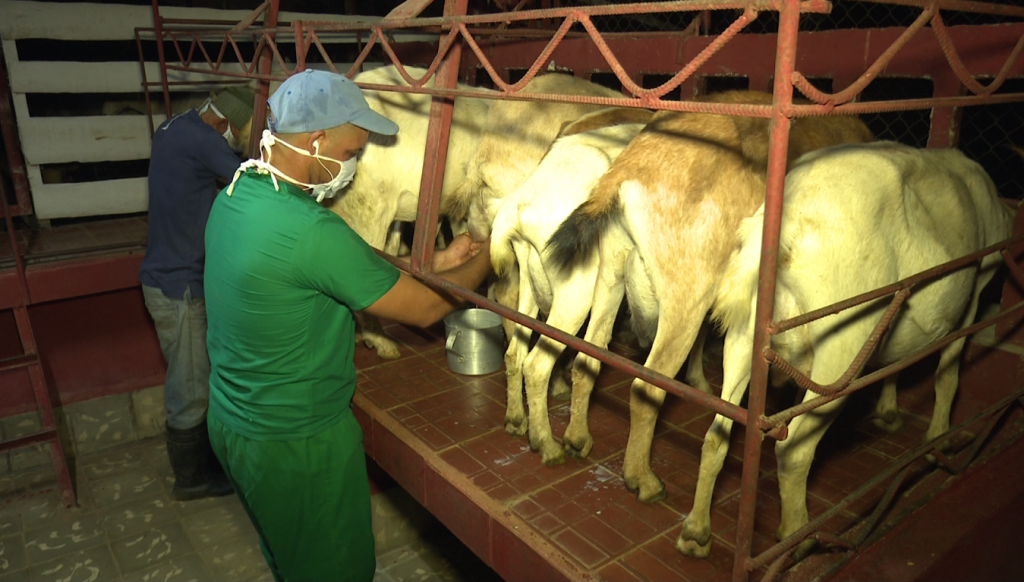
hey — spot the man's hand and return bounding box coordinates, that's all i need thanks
[433,233,485,273]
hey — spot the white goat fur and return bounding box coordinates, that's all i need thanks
[677,142,1014,558]
[547,91,877,500]
[327,65,494,358]
[457,74,629,398]
[489,112,653,465]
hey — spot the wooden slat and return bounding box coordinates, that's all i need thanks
[0,0,379,41]
[8,60,275,94]
[30,177,149,219]
[19,115,165,165]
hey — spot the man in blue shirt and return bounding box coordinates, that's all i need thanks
[139,86,255,501]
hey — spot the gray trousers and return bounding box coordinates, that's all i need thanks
[142,284,210,430]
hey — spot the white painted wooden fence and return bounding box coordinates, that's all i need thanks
[0,0,398,219]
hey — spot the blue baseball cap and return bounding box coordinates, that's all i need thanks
[268,69,399,136]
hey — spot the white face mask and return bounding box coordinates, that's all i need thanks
[202,100,243,152]
[222,126,243,152]
[226,129,357,203]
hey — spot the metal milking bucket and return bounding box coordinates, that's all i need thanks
[443,308,504,375]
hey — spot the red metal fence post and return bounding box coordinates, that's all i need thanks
[248,0,280,158]
[0,50,34,217]
[732,0,800,579]
[410,0,467,274]
[150,0,174,119]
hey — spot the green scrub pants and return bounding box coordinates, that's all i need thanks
[208,411,375,582]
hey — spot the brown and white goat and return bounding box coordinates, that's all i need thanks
[547,91,875,496]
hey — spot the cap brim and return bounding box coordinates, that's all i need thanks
[349,109,399,136]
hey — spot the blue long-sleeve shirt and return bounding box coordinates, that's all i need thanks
[139,109,242,298]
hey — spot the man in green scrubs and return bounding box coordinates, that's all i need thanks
[203,69,492,582]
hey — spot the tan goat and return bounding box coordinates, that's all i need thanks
[547,91,875,499]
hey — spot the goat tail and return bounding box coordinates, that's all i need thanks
[546,171,623,270]
[712,208,767,333]
[489,204,519,278]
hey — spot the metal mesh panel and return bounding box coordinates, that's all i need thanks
[959,78,1024,200]
[854,77,935,148]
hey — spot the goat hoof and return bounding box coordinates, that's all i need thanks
[625,473,666,504]
[364,338,402,360]
[504,418,528,437]
[563,436,593,460]
[677,518,712,558]
[676,536,711,558]
[872,412,904,434]
[540,442,566,466]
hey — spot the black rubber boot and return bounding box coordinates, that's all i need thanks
[165,420,234,501]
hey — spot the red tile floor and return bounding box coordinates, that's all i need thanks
[351,318,1024,582]
[5,218,1022,580]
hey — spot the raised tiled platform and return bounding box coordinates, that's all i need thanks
[352,319,1024,582]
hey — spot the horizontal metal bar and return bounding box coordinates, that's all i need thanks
[795,92,1024,116]
[750,385,1024,571]
[769,232,1024,335]
[0,353,38,374]
[296,0,830,32]
[763,298,1024,429]
[854,0,1024,18]
[765,289,911,397]
[374,251,751,425]
[0,429,58,454]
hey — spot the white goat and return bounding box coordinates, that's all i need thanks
[327,65,495,358]
[677,141,1014,559]
[547,91,876,500]
[489,108,654,464]
[458,73,630,403]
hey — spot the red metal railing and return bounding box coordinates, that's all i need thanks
[0,50,34,217]
[142,1,1024,580]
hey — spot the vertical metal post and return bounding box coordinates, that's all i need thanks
[0,121,75,509]
[247,0,280,158]
[732,0,800,579]
[409,0,467,274]
[926,75,966,149]
[293,20,307,73]
[135,30,157,137]
[0,49,33,217]
[150,0,174,119]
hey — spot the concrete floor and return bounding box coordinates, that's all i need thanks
[0,435,502,582]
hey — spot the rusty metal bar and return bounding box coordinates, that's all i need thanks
[854,0,1024,17]
[769,233,1024,335]
[374,249,752,425]
[797,92,1024,116]
[764,289,911,397]
[762,298,1024,430]
[248,0,279,158]
[0,429,57,454]
[0,50,34,217]
[930,11,1024,97]
[577,7,757,102]
[151,0,175,119]
[409,0,466,274]
[1001,249,1024,291]
[297,0,830,31]
[792,5,935,106]
[751,386,1024,573]
[135,29,158,137]
[733,0,802,578]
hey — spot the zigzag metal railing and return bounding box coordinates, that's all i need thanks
[142,1,1024,581]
